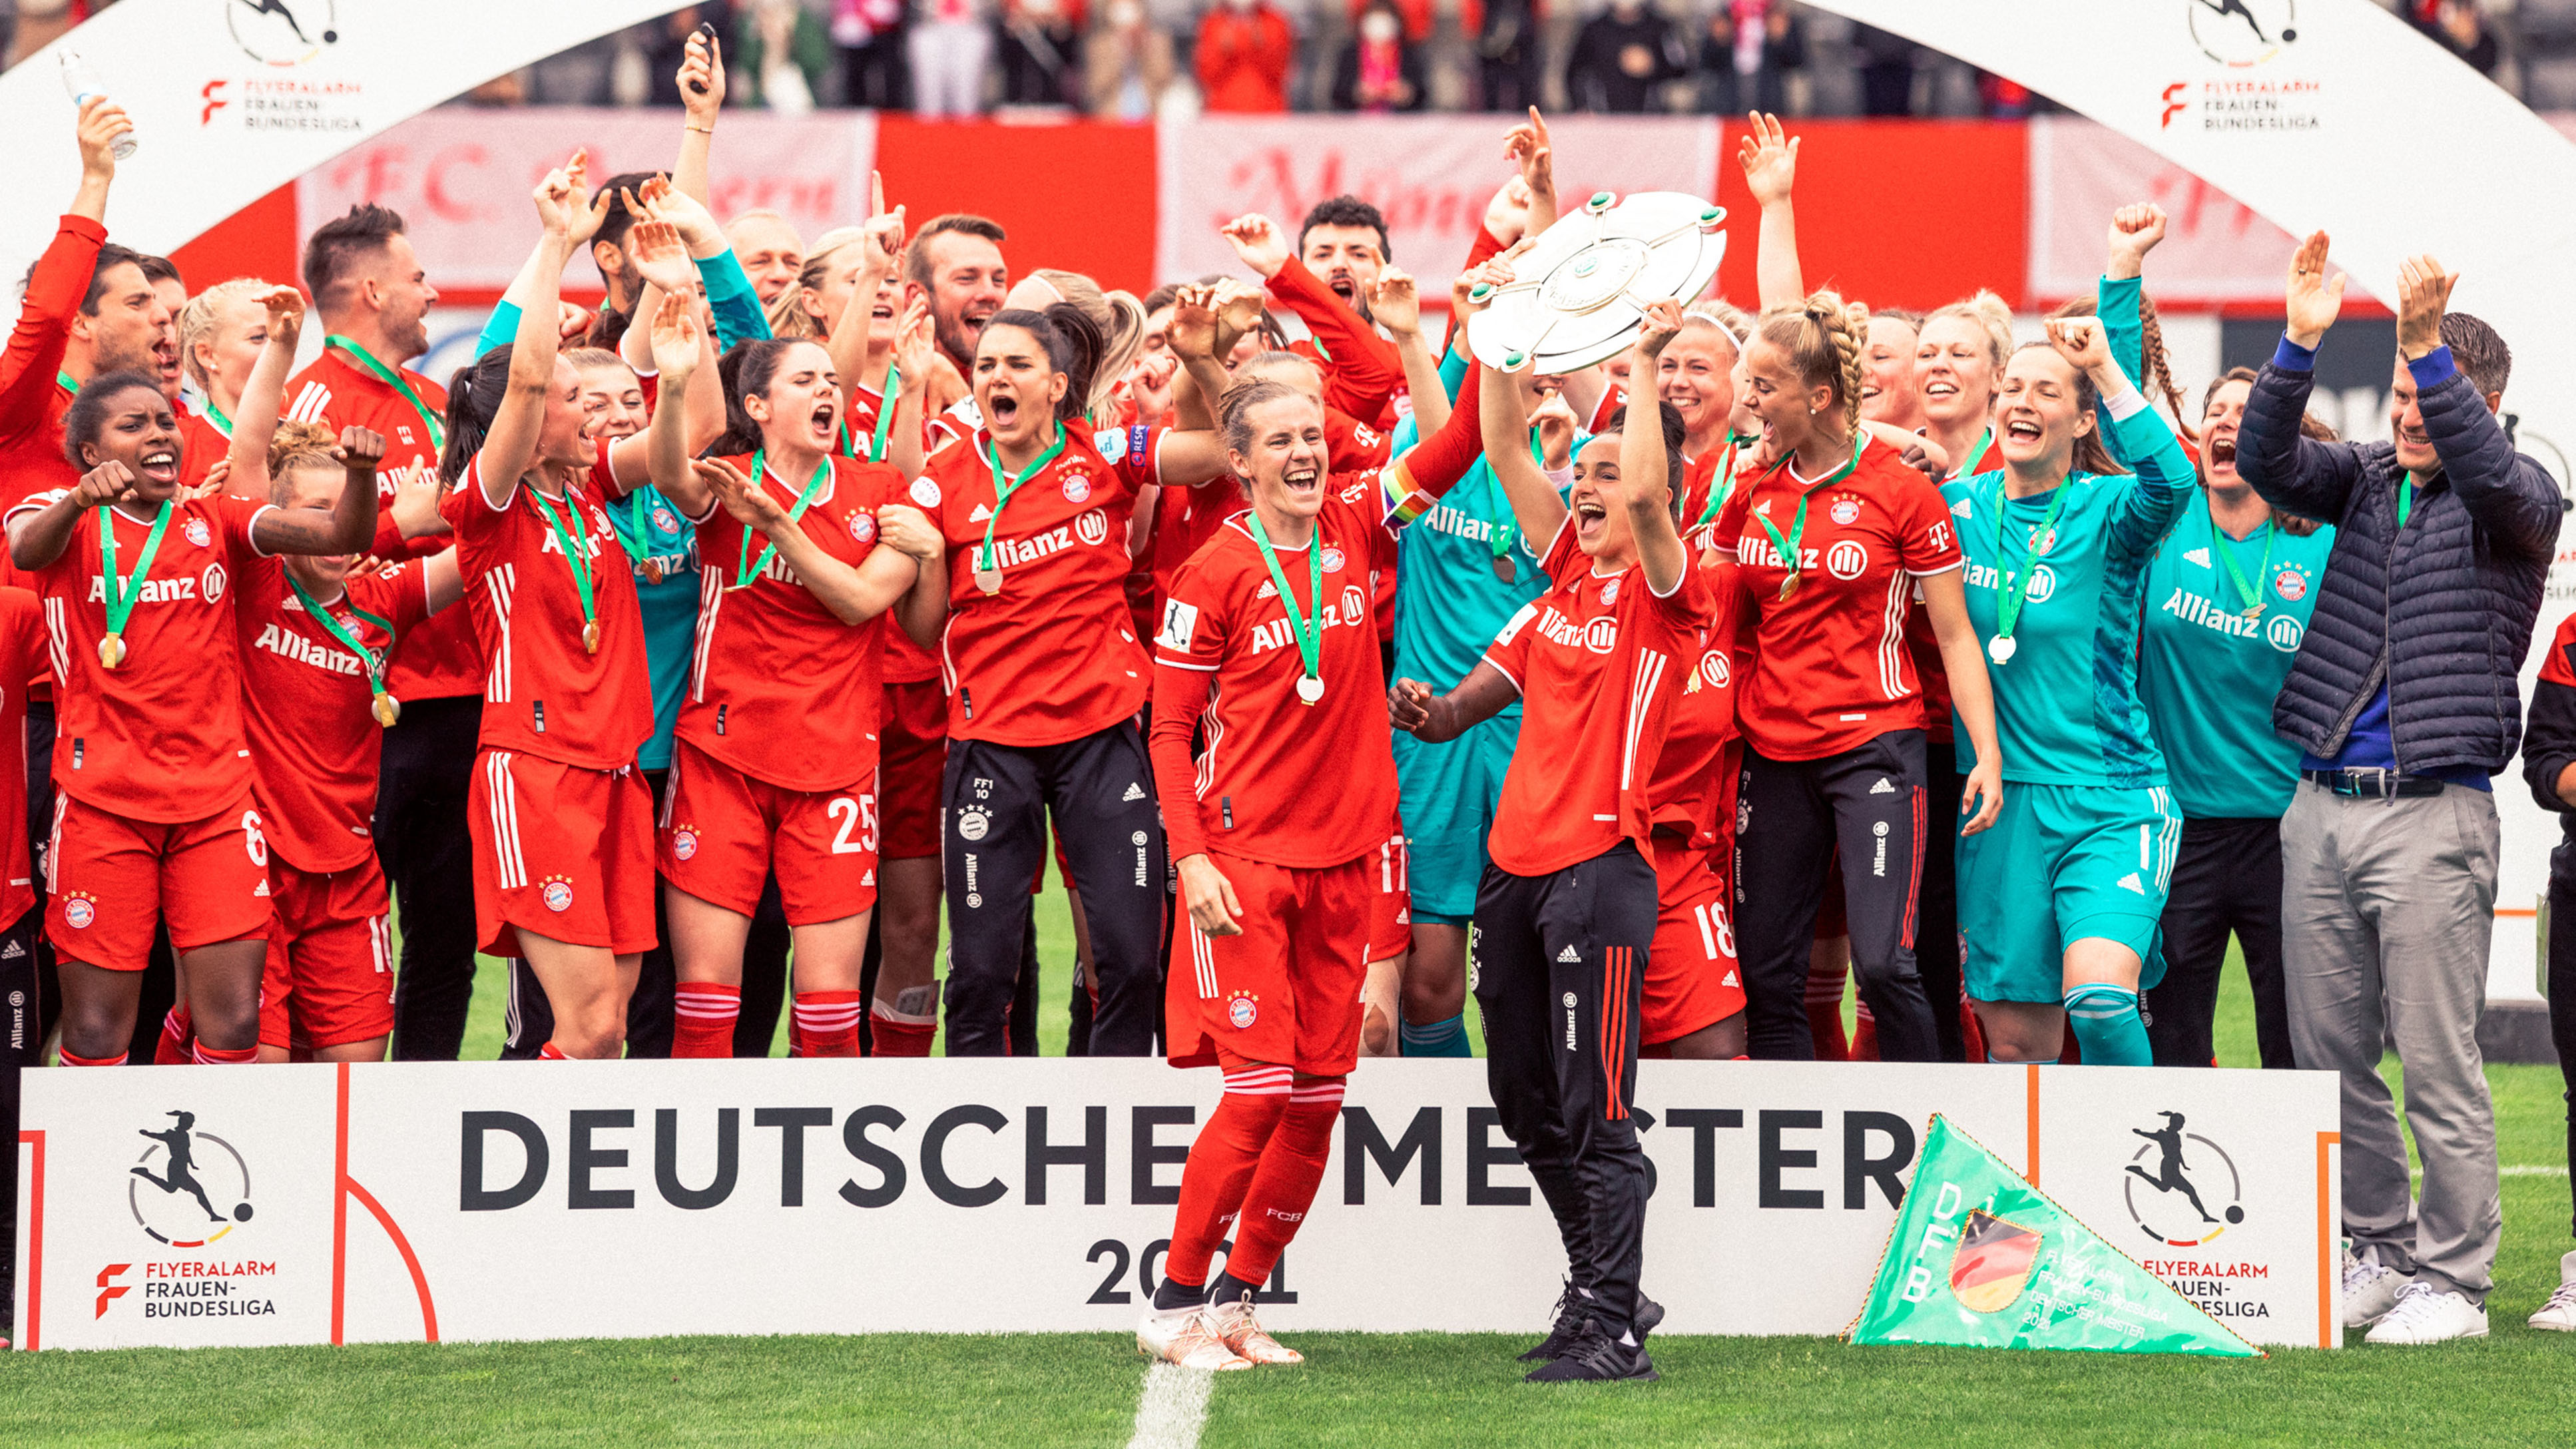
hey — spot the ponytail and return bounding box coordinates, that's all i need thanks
[704,338,800,459]
[437,345,515,484]
[986,303,1106,426]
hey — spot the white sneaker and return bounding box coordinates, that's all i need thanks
[2528,1251,2576,1332]
[2364,1281,2489,1345]
[2342,1251,2403,1328]
[1137,1307,1253,1370]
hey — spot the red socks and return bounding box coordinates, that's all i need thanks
[155,1004,194,1065]
[190,1041,256,1065]
[57,1045,127,1067]
[538,1041,570,1061]
[1225,1077,1345,1289]
[1163,1067,1292,1291]
[869,1002,937,1056]
[672,982,740,1059]
[792,991,863,1058]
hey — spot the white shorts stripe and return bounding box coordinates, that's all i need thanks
[486,751,527,889]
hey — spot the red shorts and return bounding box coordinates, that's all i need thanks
[880,678,947,862]
[1366,827,1410,962]
[659,737,879,926]
[1169,851,1368,1077]
[259,856,394,1050]
[1647,835,1745,1045]
[45,790,270,972]
[468,748,656,958]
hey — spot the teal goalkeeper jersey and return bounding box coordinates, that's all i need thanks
[1387,351,1575,708]
[1944,404,2196,788]
[2137,501,2333,818]
[604,483,702,772]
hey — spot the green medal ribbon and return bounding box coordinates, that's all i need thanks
[729,451,835,593]
[1748,435,1864,599]
[1692,434,1754,531]
[95,501,174,668]
[1246,509,1328,705]
[842,362,902,463]
[1950,425,1993,481]
[55,371,77,398]
[325,336,446,450]
[525,485,601,653]
[1981,477,2070,666]
[202,400,234,440]
[973,424,1068,591]
[2205,492,2275,619]
[284,571,402,724]
[2397,475,2416,529]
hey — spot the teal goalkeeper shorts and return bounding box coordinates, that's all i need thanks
[1957,781,2178,1004]
[1393,711,1521,924]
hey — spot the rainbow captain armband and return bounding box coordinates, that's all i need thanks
[1382,459,1435,526]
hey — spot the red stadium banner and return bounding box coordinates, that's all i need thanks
[15,1058,2336,1351]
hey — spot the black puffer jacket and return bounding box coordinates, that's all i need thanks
[2238,358,2561,775]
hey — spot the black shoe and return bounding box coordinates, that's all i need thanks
[1523,1323,1658,1383]
[1635,1293,1665,1340]
[1517,1280,1591,1362]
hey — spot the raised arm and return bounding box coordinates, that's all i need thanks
[641,291,714,517]
[2049,317,2189,556]
[672,27,724,206]
[828,182,905,402]
[1503,108,1560,242]
[1738,112,1804,312]
[220,286,308,499]
[882,298,937,481]
[1372,270,1450,439]
[252,426,382,556]
[1478,357,1571,548]
[0,102,121,433]
[479,157,601,510]
[2240,231,2362,521]
[13,461,133,572]
[1625,302,1687,597]
[2397,254,2561,558]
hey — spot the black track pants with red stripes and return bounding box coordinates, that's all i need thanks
[1734,729,1942,1062]
[1473,840,1655,1340]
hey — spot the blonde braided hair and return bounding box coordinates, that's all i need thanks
[1757,290,1870,435]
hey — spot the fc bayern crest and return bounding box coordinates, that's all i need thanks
[1061,474,1092,503]
[672,829,699,861]
[1322,547,1346,574]
[184,517,212,548]
[1600,576,1621,605]
[1228,993,1258,1029]
[64,896,95,928]
[2273,568,2307,602]
[2031,527,2058,555]
[848,513,876,543]
[1830,499,1860,525]
[542,880,574,913]
[653,506,680,533]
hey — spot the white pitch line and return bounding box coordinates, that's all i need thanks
[2406,1165,2569,1177]
[1126,1362,1214,1449]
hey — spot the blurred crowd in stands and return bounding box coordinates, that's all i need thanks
[0,0,2559,119]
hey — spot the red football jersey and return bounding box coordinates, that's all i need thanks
[926,422,1162,746]
[15,492,273,822]
[1677,435,1754,535]
[1483,519,1710,877]
[236,557,433,873]
[441,459,654,771]
[0,587,44,923]
[0,217,103,514]
[1149,486,1399,867]
[285,348,478,702]
[680,451,903,792]
[176,401,234,496]
[837,386,942,687]
[1715,437,1963,762]
[1649,529,1745,850]
[1907,429,2000,746]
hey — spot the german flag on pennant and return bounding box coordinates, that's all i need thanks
[1846,1115,2260,1358]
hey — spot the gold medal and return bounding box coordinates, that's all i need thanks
[2240,604,2264,621]
[1491,555,1515,584]
[582,619,602,655]
[975,567,1003,595]
[643,558,665,586]
[371,691,402,728]
[98,632,125,669]
[1778,573,1802,602]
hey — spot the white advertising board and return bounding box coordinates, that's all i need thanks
[17,1058,2338,1351]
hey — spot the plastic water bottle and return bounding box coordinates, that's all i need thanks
[58,51,138,161]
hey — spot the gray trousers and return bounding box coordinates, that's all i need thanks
[2280,780,2502,1303]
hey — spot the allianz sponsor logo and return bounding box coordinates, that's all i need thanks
[2163,587,2304,654]
[1423,503,1505,546]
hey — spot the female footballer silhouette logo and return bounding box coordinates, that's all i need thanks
[2122,1110,2244,1247]
[2190,0,2297,67]
[129,1110,255,1247]
[228,0,340,67]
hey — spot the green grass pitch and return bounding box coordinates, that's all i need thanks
[7,893,2573,1446]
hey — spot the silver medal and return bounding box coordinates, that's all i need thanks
[974,568,1003,595]
[1987,635,2017,666]
[1295,675,1324,705]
